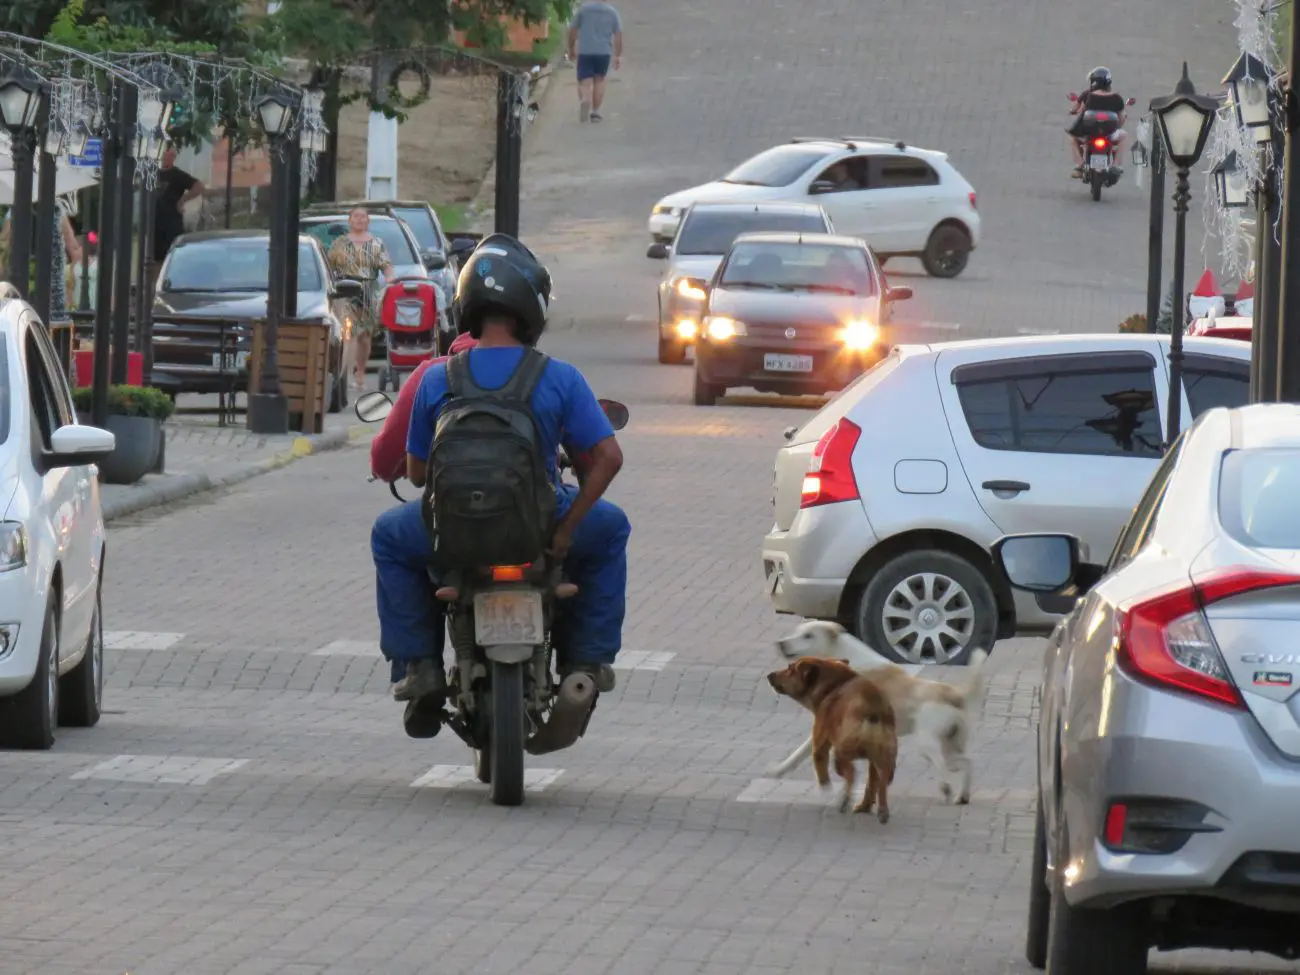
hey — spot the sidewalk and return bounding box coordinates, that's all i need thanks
[100,393,370,522]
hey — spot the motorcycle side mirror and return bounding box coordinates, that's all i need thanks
[598,398,630,431]
[355,390,394,423]
[646,242,670,260]
[1067,92,1079,102]
[1126,97,1136,106]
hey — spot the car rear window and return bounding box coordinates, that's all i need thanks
[163,239,322,292]
[393,207,442,253]
[675,210,828,255]
[721,145,830,187]
[302,217,417,265]
[1219,448,1300,549]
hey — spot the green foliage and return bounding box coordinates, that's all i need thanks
[71,383,175,420]
[1155,286,1174,335]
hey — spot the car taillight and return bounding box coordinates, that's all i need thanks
[968,191,977,210]
[1093,137,1109,149]
[800,419,861,508]
[1116,566,1300,709]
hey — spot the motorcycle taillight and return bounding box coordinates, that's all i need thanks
[1093,137,1109,149]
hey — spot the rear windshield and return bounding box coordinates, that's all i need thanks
[163,238,322,293]
[1219,448,1300,548]
[393,208,442,253]
[675,210,827,255]
[302,217,417,265]
[721,145,830,187]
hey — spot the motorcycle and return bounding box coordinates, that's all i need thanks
[1068,93,1138,201]
[354,388,630,807]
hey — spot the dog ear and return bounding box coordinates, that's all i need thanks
[829,622,845,635]
[796,659,821,684]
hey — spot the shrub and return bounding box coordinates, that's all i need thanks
[71,384,175,421]
[1119,313,1147,334]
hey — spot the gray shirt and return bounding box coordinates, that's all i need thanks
[571,1,622,56]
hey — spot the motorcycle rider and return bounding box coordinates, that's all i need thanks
[1068,66,1128,174]
[370,234,630,736]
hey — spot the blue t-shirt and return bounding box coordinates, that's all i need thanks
[406,347,615,483]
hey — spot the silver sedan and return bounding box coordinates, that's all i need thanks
[993,402,1300,973]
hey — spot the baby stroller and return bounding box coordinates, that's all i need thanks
[376,278,439,392]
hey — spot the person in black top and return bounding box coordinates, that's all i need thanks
[1068,66,1128,173]
[153,147,205,277]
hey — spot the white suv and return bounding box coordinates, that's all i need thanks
[761,334,1250,664]
[0,291,115,749]
[649,138,981,278]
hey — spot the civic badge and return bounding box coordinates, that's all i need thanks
[784,327,796,340]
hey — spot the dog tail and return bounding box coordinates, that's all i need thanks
[959,648,989,708]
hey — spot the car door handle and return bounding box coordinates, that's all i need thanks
[983,479,1031,494]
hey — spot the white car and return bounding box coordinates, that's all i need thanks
[0,291,115,749]
[761,333,1250,664]
[649,137,981,278]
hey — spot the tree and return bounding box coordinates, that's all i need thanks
[3,0,254,51]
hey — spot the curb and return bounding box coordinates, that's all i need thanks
[102,423,371,523]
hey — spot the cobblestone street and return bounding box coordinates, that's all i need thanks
[2,0,1294,972]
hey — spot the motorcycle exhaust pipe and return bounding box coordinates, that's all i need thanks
[525,672,597,755]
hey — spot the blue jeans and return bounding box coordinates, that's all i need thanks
[371,485,631,682]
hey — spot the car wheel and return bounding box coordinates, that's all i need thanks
[60,581,103,728]
[692,366,719,407]
[921,224,972,279]
[1045,823,1148,974]
[658,333,686,365]
[1026,799,1050,969]
[0,601,59,750]
[853,549,996,665]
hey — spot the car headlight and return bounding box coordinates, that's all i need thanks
[653,205,680,217]
[675,319,698,339]
[0,523,27,572]
[840,319,879,350]
[674,277,708,300]
[705,316,747,341]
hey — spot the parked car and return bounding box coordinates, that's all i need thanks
[1188,313,1251,342]
[152,231,357,413]
[761,334,1250,664]
[299,212,447,358]
[649,137,980,278]
[994,402,1300,973]
[647,201,834,364]
[693,232,909,406]
[0,291,117,749]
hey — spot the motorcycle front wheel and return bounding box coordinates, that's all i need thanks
[489,661,526,806]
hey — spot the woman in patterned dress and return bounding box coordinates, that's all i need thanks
[327,207,393,389]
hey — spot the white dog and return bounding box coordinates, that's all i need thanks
[768,620,988,804]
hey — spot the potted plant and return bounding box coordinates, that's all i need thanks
[70,385,174,485]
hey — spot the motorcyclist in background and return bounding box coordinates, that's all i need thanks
[369,234,631,738]
[1068,66,1128,174]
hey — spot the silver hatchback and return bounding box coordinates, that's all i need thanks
[994,403,1300,973]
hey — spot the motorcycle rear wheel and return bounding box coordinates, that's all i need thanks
[489,661,526,806]
[1090,171,1103,202]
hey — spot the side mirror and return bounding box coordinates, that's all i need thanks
[598,398,630,431]
[809,180,837,195]
[355,390,394,423]
[646,242,670,260]
[992,533,1086,593]
[334,278,364,301]
[48,423,116,469]
[886,286,913,303]
[448,238,477,259]
[1126,97,1137,107]
[1067,92,1079,102]
[423,251,448,271]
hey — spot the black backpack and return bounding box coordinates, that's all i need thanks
[424,348,557,569]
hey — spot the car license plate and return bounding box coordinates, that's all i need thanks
[212,351,249,371]
[1089,154,1110,171]
[764,353,814,373]
[473,590,544,646]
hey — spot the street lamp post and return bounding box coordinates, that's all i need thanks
[109,83,139,384]
[1277,18,1300,400]
[32,86,58,328]
[247,88,296,435]
[0,61,45,297]
[1150,63,1218,445]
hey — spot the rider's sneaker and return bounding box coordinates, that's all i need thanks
[392,658,447,703]
[566,661,617,693]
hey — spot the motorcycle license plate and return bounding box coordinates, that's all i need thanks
[764,353,814,373]
[473,590,544,646]
[1089,154,1110,171]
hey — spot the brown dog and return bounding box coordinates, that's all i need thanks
[767,657,898,822]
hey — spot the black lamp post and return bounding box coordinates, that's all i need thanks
[247,88,296,435]
[0,62,44,298]
[1150,63,1219,445]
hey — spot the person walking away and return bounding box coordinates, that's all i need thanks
[153,147,205,283]
[327,207,394,390]
[71,231,100,312]
[567,1,623,122]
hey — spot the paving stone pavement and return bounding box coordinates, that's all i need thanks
[4,1,1296,973]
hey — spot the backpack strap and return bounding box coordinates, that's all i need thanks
[497,348,550,402]
[445,350,486,398]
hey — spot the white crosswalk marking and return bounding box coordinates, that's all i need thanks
[411,765,564,791]
[104,631,184,651]
[613,650,676,671]
[72,755,248,786]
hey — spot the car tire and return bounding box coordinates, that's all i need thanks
[921,223,972,279]
[1045,823,1148,974]
[692,367,719,407]
[853,549,996,665]
[60,582,103,728]
[658,333,686,365]
[1026,800,1050,969]
[0,601,59,750]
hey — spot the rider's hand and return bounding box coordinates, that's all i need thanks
[548,523,575,560]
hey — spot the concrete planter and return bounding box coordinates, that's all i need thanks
[76,413,164,484]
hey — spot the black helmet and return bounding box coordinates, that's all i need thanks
[1088,66,1113,91]
[453,233,552,343]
